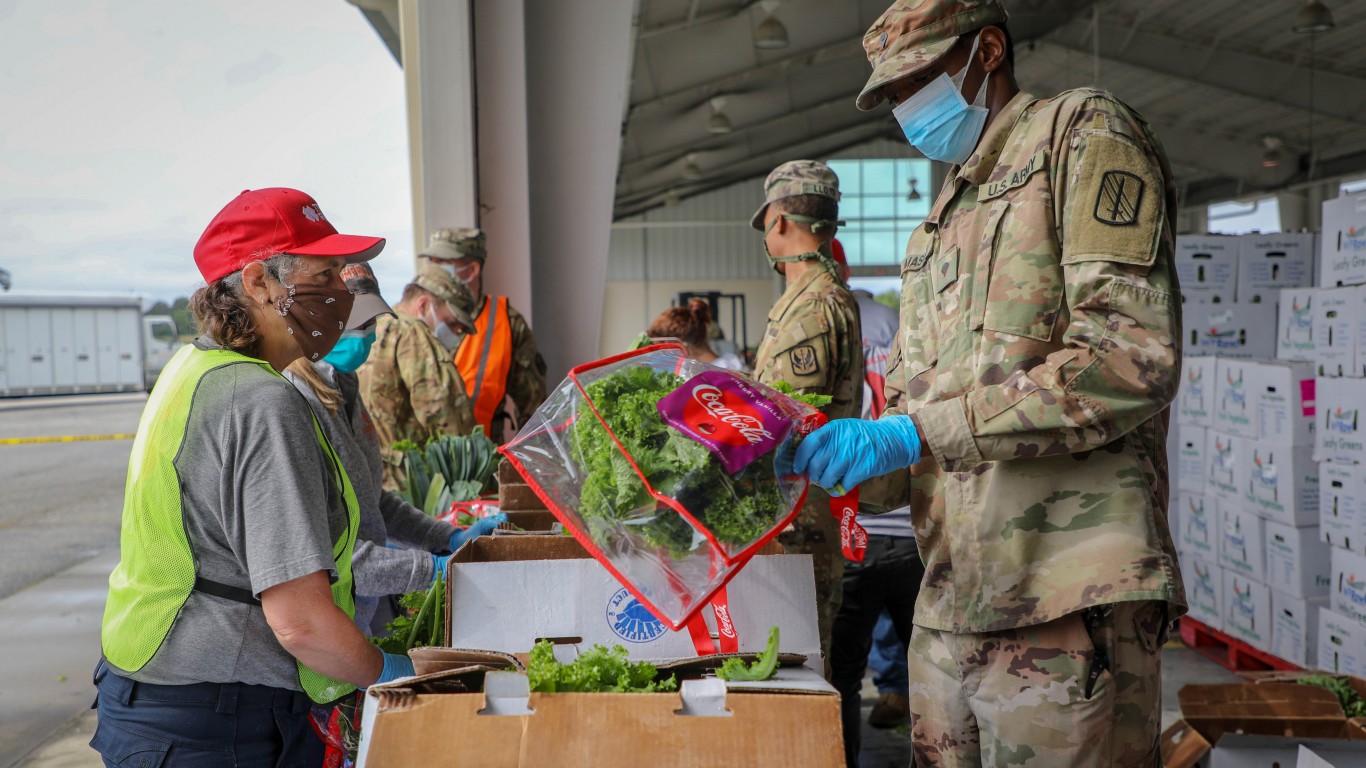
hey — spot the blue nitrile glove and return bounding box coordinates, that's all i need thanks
[793,415,923,492]
[375,652,415,685]
[432,554,451,581]
[448,513,509,551]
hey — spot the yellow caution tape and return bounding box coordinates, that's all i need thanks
[0,433,136,445]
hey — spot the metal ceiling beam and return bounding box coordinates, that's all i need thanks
[628,36,865,120]
[1039,19,1366,127]
[638,0,763,40]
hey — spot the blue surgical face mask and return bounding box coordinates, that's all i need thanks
[892,33,990,166]
[323,327,376,373]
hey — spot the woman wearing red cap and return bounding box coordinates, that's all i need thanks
[92,189,413,766]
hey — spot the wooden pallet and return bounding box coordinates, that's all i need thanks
[1178,617,1301,672]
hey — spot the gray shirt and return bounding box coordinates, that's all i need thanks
[285,363,453,635]
[112,348,348,690]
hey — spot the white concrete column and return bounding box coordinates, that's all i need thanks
[472,0,534,322]
[523,0,637,378]
[398,0,477,256]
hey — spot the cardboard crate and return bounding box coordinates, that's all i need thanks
[1278,287,1319,362]
[1205,429,1245,505]
[1318,608,1366,676]
[1222,570,1272,650]
[1238,233,1317,303]
[1180,552,1224,630]
[1219,506,1265,582]
[1270,589,1326,668]
[1319,193,1366,288]
[1313,286,1363,378]
[1177,356,1218,428]
[1177,236,1240,303]
[1330,547,1366,626]
[1264,521,1332,599]
[1178,494,1218,560]
[1187,301,1278,359]
[1248,359,1316,446]
[1213,358,1258,439]
[1315,378,1366,465]
[1243,443,1319,527]
[1320,462,1363,553]
[1177,427,1208,495]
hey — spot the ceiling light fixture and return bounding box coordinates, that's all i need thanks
[707,96,733,134]
[1260,136,1286,169]
[1292,0,1335,34]
[754,1,788,50]
[682,153,703,180]
[906,177,922,202]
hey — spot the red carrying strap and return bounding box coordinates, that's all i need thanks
[831,488,868,562]
[683,589,739,655]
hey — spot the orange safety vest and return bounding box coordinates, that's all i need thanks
[455,295,514,434]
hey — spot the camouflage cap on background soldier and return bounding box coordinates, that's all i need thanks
[420,227,487,262]
[749,159,842,231]
[412,260,477,333]
[855,0,1008,111]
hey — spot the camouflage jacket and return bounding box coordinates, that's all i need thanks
[496,299,548,443]
[358,312,474,490]
[886,89,1185,633]
[754,265,865,422]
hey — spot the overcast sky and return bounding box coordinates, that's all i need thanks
[0,0,418,307]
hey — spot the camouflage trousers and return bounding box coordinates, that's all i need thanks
[907,601,1169,768]
[777,490,844,677]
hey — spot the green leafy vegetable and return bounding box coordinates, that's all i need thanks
[1299,674,1366,717]
[716,626,781,681]
[372,574,445,653]
[395,428,501,514]
[527,640,677,693]
[771,381,832,409]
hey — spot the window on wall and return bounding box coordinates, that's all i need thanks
[825,158,932,266]
[1207,196,1280,235]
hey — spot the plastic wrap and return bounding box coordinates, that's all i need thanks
[500,344,824,630]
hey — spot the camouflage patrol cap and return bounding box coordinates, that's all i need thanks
[856,0,1009,111]
[412,260,476,333]
[420,227,487,262]
[749,160,842,231]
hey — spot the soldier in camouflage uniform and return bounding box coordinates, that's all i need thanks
[419,227,548,443]
[358,261,478,490]
[794,2,1185,765]
[749,160,865,672]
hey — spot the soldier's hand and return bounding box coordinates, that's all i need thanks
[793,415,923,492]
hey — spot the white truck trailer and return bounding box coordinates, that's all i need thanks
[0,293,182,396]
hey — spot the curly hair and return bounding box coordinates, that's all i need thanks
[189,253,302,355]
[648,299,713,347]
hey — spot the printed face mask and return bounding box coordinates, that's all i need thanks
[323,327,376,373]
[891,33,990,166]
[275,280,355,362]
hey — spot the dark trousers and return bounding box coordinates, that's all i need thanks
[830,535,924,768]
[90,659,325,768]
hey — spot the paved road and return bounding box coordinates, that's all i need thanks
[0,394,143,600]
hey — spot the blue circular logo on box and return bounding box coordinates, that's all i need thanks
[605,588,665,643]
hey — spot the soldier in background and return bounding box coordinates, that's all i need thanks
[794,1,1184,765]
[749,160,864,672]
[419,227,547,443]
[358,261,477,490]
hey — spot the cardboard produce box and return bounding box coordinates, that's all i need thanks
[1248,359,1316,446]
[1180,551,1224,630]
[1238,233,1317,303]
[1177,236,1240,303]
[1318,608,1366,676]
[1219,506,1265,582]
[1264,521,1332,598]
[1178,494,1218,560]
[1270,590,1327,668]
[1205,429,1245,505]
[1330,547,1366,626]
[1320,462,1362,553]
[1313,286,1363,377]
[1178,356,1218,428]
[1223,570,1272,650]
[1213,358,1258,439]
[1244,444,1319,527]
[1278,287,1320,362]
[1177,427,1209,495]
[1319,193,1366,288]
[1315,378,1366,465]
[1187,301,1278,359]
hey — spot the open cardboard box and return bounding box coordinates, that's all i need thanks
[1161,674,1366,768]
[356,536,840,767]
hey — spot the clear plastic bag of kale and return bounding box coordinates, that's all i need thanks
[499,344,824,630]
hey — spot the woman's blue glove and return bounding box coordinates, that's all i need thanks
[375,652,415,685]
[432,554,451,581]
[793,415,923,493]
[448,513,508,551]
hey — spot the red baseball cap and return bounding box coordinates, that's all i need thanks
[830,238,847,266]
[193,188,386,283]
